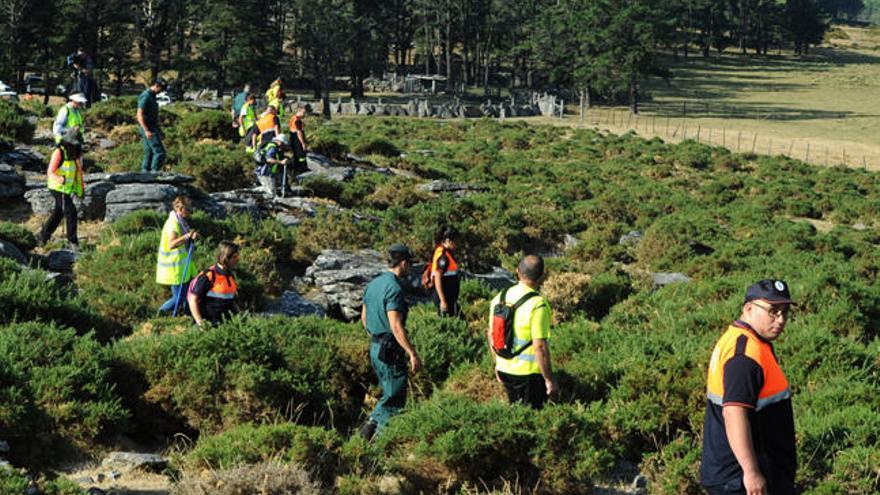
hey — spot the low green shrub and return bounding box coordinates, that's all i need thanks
[88,96,136,131]
[0,100,35,144]
[0,222,37,253]
[175,143,252,192]
[352,138,400,157]
[310,138,349,160]
[111,315,370,436]
[103,141,144,172]
[0,265,120,339]
[0,469,86,494]
[173,110,235,141]
[406,305,483,396]
[176,422,342,486]
[640,434,703,495]
[0,322,127,465]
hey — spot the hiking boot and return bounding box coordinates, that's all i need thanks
[358,418,378,441]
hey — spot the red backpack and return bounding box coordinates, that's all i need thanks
[491,287,539,359]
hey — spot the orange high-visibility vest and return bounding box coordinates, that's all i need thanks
[431,246,458,275]
[256,112,277,134]
[200,265,238,301]
[706,322,790,411]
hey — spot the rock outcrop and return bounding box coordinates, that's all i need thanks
[0,163,25,199]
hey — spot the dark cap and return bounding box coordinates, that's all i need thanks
[388,243,414,263]
[153,78,167,89]
[744,279,794,305]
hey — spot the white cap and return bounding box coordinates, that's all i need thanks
[69,93,87,103]
[274,133,290,146]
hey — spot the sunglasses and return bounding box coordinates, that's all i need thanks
[751,301,791,319]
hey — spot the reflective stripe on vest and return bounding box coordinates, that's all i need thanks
[46,147,82,195]
[706,322,791,411]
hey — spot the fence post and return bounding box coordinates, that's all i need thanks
[737,131,742,151]
[696,125,701,142]
[751,134,757,154]
[806,143,810,162]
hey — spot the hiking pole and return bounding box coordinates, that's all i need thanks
[172,241,195,317]
[281,161,288,198]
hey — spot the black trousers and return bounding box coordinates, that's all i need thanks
[40,190,77,245]
[704,479,797,495]
[498,371,547,409]
[432,274,460,317]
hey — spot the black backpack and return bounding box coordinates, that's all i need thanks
[491,287,539,359]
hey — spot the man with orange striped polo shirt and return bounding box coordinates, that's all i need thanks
[701,280,797,495]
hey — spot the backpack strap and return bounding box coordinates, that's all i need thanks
[507,290,541,358]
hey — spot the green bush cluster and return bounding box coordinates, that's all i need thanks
[0,100,35,144]
[0,221,37,253]
[111,315,371,435]
[0,322,127,465]
[172,109,235,141]
[87,96,137,132]
[175,422,343,486]
[0,468,86,495]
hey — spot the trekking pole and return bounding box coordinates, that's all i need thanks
[172,241,195,317]
[281,161,288,198]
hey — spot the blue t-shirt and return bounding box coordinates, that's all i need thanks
[363,271,408,337]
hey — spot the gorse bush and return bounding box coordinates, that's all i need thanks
[0,322,127,466]
[175,422,343,486]
[176,143,252,192]
[0,221,37,253]
[0,100,34,144]
[112,315,370,435]
[173,109,235,141]
[88,96,136,131]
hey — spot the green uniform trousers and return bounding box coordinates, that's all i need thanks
[138,127,166,172]
[369,340,408,431]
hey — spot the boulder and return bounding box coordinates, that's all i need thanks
[101,452,168,473]
[0,147,45,172]
[23,188,54,216]
[301,153,356,183]
[340,99,358,115]
[193,100,223,110]
[104,183,179,222]
[417,179,488,196]
[264,290,326,317]
[651,272,691,287]
[0,240,27,265]
[105,172,195,185]
[357,103,374,116]
[0,163,25,199]
[618,230,643,247]
[417,99,432,118]
[405,100,418,116]
[464,266,515,291]
[302,249,425,320]
[45,249,76,273]
[97,138,116,150]
[211,189,265,217]
[273,197,339,217]
[74,180,116,220]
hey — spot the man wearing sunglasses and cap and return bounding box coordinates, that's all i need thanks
[701,280,797,495]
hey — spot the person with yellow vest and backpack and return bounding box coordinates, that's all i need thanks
[188,240,240,327]
[52,93,86,144]
[156,196,199,314]
[38,128,85,250]
[701,280,797,495]
[488,254,556,409]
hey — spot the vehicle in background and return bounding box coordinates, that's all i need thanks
[156,91,172,106]
[23,74,45,95]
[0,80,12,92]
[0,91,19,102]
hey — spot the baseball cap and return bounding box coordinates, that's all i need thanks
[744,279,795,305]
[69,93,87,103]
[388,243,414,263]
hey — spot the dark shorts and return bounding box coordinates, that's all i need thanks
[498,371,547,409]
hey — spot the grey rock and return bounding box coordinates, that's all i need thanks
[46,250,77,272]
[72,475,94,484]
[405,100,418,116]
[618,230,643,247]
[24,188,54,216]
[0,439,8,453]
[357,103,374,116]
[651,272,691,287]
[417,99,432,118]
[105,172,195,185]
[210,189,264,217]
[0,240,27,265]
[104,183,179,222]
[86,487,107,494]
[97,138,116,150]
[301,153,356,183]
[465,267,516,291]
[303,249,387,320]
[0,164,25,199]
[562,234,580,251]
[101,452,168,472]
[108,470,122,480]
[0,147,46,172]
[0,460,10,469]
[417,179,488,196]
[852,222,868,231]
[275,214,301,227]
[193,100,222,110]
[264,290,326,317]
[73,180,116,220]
[273,197,338,217]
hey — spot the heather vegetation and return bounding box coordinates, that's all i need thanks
[1,114,880,493]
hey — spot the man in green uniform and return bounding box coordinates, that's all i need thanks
[137,79,166,173]
[359,243,422,440]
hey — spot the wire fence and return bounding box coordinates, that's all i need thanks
[563,103,875,171]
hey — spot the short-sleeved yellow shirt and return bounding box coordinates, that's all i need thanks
[489,282,552,376]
